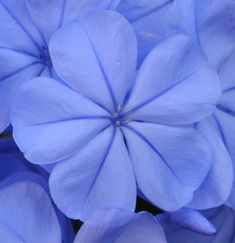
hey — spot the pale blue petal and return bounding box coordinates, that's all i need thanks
[122,121,212,211]
[12,77,109,164]
[0,48,43,132]
[0,181,61,243]
[168,208,216,235]
[163,206,235,243]
[25,0,111,42]
[188,117,233,209]
[74,209,167,243]
[50,11,137,112]
[49,128,136,220]
[124,35,221,125]
[116,0,181,64]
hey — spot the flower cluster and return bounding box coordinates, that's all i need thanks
[0,0,234,242]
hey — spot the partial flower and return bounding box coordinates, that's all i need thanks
[175,0,235,209]
[0,138,74,243]
[0,180,62,243]
[157,208,216,235]
[0,0,111,132]
[12,11,220,220]
[162,206,235,242]
[74,209,167,243]
[114,0,181,65]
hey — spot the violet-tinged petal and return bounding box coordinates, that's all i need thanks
[122,121,212,211]
[0,181,62,243]
[12,77,109,164]
[0,48,43,132]
[124,34,221,125]
[49,10,137,111]
[169,208,216,235]
[49,128,136,221]
[74,209,167,243]
[116,0,180,64]
[188,117,233,209]
[163,206,235,243]
[25,0,111,41]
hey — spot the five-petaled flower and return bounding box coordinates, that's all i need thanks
[12,11,221,220]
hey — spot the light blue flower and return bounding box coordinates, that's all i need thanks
[12,11,220,220]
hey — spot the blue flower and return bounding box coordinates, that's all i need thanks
[0,0,111,132]
[175,0,235,209]
[74,208,167,243]
[162,206,235,242]
[12,11,220,220]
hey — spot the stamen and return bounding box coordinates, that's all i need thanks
[112,112,119,118]
[126,109,132,115]
[116,120,121,126]
[125,119,132,124]
[117,104,123,113]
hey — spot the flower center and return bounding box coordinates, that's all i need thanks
[111,105,132,127]
[38,45,53,68]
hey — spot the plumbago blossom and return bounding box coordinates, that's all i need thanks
[11,11,221,220]
[173,0,235,210]
[0,0,112,132]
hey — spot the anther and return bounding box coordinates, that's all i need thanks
[126,109,132,115]
[112,112,119,118]
[125,119,132,124]
[115,120,121,126]
[117,105,123,113]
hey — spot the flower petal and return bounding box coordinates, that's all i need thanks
[122,121,212,211]
[0,48,43,132]
[25,0,111,42]
[75,209,167,243]
[0,0,43,53]
[125,34,221,125]
[116,0,180,64]
[213,108,235,209]
[12,77,109,164]
[188,117,233,209]
[168,208,216,235]
[49,128,136,220]
[50,11,137,111]
[163,206,235,243]
[0,181,61,243]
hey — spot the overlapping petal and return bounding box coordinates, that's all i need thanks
[74,209,167,243]
[158,208,216,235]
[25,0,111,42]
[116,0,180,64]
[124,35,221,125]
[163,206,235,243]
[188,117,233,209]
[0,181,62,243]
